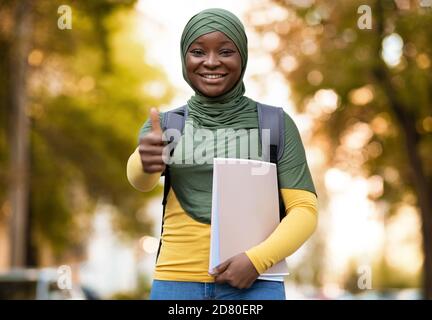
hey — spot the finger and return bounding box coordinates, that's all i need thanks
[139,144,165,156]
[150,108,162,134]
[140,133,164,146]
[214,273,229,284]
[215,258,231,275]
[140,155,166,165]
[143,164,166,174]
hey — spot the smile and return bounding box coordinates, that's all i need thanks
[200,73,227,83]
[200,74,227,79]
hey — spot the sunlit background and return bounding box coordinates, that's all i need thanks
[0,0,431,299]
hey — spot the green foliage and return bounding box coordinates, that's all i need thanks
[255,0,432,291]
[267,0,432,203]
[1,1,173,259]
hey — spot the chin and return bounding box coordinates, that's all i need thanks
[204,91,224,97]
[198,88,225,97]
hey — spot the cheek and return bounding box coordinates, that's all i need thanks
[230,65,242,83]
[185,56,194,71]
[230,56,242,81]
[185,58,200,78]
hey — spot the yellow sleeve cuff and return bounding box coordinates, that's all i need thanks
[126,146,161,192]
[245,189,318,274]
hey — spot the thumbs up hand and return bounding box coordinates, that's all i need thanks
[138,108,167,174]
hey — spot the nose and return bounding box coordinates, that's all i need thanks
[203,51,221,68]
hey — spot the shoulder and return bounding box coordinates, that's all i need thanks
[164,105,187,115]
[282,111,301,134]
[257,102,299,131]
[162,105,188,119]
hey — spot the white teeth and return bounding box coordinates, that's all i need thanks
[203,74,224,79]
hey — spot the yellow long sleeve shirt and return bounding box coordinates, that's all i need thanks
[127,147,318,281]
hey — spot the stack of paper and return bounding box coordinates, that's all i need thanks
[209,158,289,280]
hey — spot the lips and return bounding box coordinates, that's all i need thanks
[199,73,227,83]
[200,73,227,77]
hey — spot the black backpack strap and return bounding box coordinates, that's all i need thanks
[161,105,188,164]
[257,102,286,221]
[156,105,187,261]
[256,102,285,162]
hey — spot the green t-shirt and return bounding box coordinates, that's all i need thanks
[138,108,316,224]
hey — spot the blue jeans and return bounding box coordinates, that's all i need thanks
[149,280,286,300]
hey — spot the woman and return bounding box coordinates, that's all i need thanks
[127,8,318,300]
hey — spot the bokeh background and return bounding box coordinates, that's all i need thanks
[0,0,431,299]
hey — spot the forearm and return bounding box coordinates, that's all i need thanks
[245,189,318,274]
[126,147,161,192]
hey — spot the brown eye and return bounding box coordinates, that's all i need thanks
[190,49,204,56]
[220,50,235,56]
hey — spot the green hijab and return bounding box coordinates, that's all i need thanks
[180,8,258,129]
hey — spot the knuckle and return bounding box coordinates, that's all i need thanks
[139,135,150,144]
[143,167,153,174]
[140,156,150,164]
[228,280,236,287]
[155,147,164,155]
[138,146,148,154]
[149,132,162,140]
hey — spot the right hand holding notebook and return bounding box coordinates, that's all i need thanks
[212,253,259,289]
[139,108,166,174]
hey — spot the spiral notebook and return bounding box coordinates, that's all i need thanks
[209,158,289,280]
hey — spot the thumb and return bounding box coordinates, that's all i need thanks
[150,107,162,134]
[214,258,232,275]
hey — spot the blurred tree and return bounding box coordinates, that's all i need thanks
[1,0,33,267]
[0,0,173,265]
[248,0,432,298]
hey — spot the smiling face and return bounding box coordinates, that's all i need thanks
[185,31,242,97]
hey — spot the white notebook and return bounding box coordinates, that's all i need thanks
[209,158,289,280]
